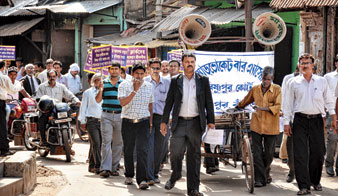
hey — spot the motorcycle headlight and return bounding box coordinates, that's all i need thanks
[57,112,68,119]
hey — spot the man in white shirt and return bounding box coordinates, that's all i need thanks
[283,53,336,195]
[35,69,80,145]
[0,61,23,156]
[38,58,53,83]
[15,57,25,80]
[53,61,68,87]
[325,55,338,177]
[66,63,82,97]
[79,73,102,174]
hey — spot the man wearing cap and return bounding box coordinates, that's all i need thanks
[19,64,41,100]
[79,73,103,174]
[38,59,54,83]
[0,62,23,156]
[118,62,154,190]
[161,60,170,78]
[66,63,82,97]
[95,62,123,178]
[15,57,25,80]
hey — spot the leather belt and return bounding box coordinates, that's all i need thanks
[87,117,101,122]
[178,116,199,120]
[103,110,121,114]
[123,117,149,124]
[295,113,321,119]
[153,113,162,118]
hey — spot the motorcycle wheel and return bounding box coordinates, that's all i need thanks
[38,148,50,157]
[62,129,72,162]
[23,129,37,151]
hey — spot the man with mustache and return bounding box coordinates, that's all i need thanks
[161,53,215,196]
[283,53,336,195]
[237,66,282,188]
[35,69,80,146]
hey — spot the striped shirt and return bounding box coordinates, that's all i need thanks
[102,77,122,111]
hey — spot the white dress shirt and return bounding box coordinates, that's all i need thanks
[66,73,82,94]
[324,70,338,99]
[179,74,199,117]
[0,72,22,100]
[283,74,335,125]
[37,70,48,83]
[281,73,297,112]
[16,67,24,81]
[78,87,102,124]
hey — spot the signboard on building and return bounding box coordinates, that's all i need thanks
[0,45,15,60]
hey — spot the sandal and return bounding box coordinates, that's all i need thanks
[313,184,322,191]
[297,188,311,195]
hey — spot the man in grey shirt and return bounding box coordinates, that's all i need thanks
[35,69,80,145]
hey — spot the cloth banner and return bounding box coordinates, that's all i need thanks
[0,45,15,60]
[194,51,274,115]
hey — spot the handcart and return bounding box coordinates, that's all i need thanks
[202,108,255,193]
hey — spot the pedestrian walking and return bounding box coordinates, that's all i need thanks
[160,52,215,196]
[237,66,282,187]
[95,62,123,178]
[79,73,103,174]
[118,62,154,190]
[144,58,171,185]
[283,53,336,195]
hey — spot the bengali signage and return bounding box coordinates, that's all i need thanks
[0,45,15,60]
[194,51,274,115]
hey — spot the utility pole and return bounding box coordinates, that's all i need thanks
[245,0,254,52]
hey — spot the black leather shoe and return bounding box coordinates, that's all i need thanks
[0,150,15,157]
[313,184,322,191]
[286,174,294,183]
[164,180,175,190]
[254,182,266,187]
[188,190,204,196]
[266,176,272,184]
[326,166,334,176]
[206,167,218,174]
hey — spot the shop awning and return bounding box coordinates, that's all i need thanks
[0,17,44,37]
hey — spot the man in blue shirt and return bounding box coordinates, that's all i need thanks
[95,62,123,178]
[79,73,102,174]
[144,58,171,185]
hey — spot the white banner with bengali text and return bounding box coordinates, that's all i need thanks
[194,51,274,115]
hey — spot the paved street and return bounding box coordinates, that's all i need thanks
[28,136,338,196]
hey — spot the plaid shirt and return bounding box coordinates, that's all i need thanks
[118,80,154,119]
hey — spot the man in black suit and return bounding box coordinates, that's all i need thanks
[160,53,215,196]
[19,64,40,100]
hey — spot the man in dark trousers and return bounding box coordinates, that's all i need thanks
[19,64,40,100]
[284,53,336,195]
[160,52,215,196]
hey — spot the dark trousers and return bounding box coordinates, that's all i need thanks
[287,134,295,176]
[170,118,202,193]
[153,114,168,178]
[0,100,9,152]
[87,117,102,170]
[251,131,277,184]
[38,113,50,142]
[121,118,150,185]
[293,114,325,190]
[325,114,338,169]
[204,143,219,168]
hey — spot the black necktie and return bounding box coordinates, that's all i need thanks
[30,76,36,94]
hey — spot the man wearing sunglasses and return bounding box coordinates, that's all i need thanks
[35,69,80,145]
[144,58,171,185]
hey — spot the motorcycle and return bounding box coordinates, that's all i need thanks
[24,95,76,162]
[7,97,39,150]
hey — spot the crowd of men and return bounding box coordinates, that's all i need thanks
[0,52,338,196]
